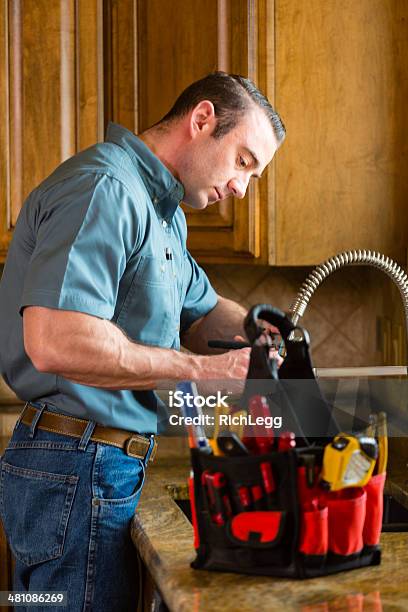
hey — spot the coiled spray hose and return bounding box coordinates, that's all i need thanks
[289,251,408,342]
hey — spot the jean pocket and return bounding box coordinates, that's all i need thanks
[0,461,78,566]
[93,449,146,507]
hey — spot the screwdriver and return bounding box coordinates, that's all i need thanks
[202,471,232,525]
[249,395,275,454]
[376,412,388,474]
[237,486,252,511]
[176,381,212,453]
[260,461,276,509]
[278,431,296,452]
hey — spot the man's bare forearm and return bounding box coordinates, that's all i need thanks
[181,295,247,354]
[23,306,251,389]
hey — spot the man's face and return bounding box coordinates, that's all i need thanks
[178,103,279,209]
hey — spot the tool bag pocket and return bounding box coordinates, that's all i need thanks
[190,447,301,577]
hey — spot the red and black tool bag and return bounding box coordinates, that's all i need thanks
[189,446,384,578]
[189,305,384,578]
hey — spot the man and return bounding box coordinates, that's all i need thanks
[0,72,285,610]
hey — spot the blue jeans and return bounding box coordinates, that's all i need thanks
[0,405,153,611]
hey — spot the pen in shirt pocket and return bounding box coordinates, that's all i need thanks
[165,247,173,260]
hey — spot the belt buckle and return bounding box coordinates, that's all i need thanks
[125,435,157,463]
[125,436,144,460]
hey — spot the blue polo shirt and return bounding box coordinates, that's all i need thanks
[0,122,217,433]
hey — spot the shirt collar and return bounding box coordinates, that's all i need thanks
[105,122,184,220]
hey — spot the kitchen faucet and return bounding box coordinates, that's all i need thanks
[289,250,408,363]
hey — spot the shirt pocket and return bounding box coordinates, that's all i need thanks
[0,461,78,566]
[116,255,178,347]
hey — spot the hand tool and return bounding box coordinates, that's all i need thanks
[228,409,247,440]
[260,461,276,509]
[237,486,252,511]
[208,340,251,349]
[213,404,232,442]
[176,381,212,453]
[251,484,265,510]
[376,411,388,474]
[320,433,378,491]
[216,431,250,457]
[299,453,316,488]
[363,413,378,438]
[278,431,296,452]
[248,394,275,454]
[209,403,231,455]
[201,471,224,525]
[202,470,232,525]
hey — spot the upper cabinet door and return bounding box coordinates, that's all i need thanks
[274,0,408,265]
[0,0,104,262]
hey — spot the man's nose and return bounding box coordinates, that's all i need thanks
[228,178,248,199]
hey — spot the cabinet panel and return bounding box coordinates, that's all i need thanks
[275,0,408,265]
[104,0,138,133]
[136,0,269,262]
[0,0,104,262]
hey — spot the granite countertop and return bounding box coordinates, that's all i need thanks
[132,441,408,612]
[2,418,408,610]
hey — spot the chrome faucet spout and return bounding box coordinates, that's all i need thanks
[290,250,408,357]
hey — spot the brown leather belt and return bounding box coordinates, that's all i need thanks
[21,403,157,463]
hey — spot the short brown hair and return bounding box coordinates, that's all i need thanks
[159,71,286,143]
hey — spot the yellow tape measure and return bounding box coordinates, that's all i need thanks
[320,434,378,491]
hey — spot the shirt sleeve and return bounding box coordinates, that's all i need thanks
[180,251,218,332]
[20,173,143,319]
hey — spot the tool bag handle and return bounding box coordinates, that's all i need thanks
[244,304,311,379]
[240,305,308,444]
[243,304,340,442]
[244,304,296,345]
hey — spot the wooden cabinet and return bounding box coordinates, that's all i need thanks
[1,1,407,266]
[0,0,104,262]
[274,0,408,265]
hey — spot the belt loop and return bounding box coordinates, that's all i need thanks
[15,402,28,429]
[78,420,96,451]
[143,435,155,465]
[28,403,47,439]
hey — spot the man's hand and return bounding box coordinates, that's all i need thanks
[233,334,283,368]
[196,346,251,380]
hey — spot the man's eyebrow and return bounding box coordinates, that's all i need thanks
[243,147,262,178]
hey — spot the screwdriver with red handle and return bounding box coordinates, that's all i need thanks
[260,461,276,509]
[278,431,296,452]
[248,394,275,455]
[202,470,232,525]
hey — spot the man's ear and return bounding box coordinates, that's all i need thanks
[189,100,216,137]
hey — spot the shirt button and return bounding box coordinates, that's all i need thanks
[162,219,167,228]
[173,273,177,278]
[153,197,159,204]
[160,265,165,272]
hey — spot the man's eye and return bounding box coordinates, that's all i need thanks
[238,156,247,168]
